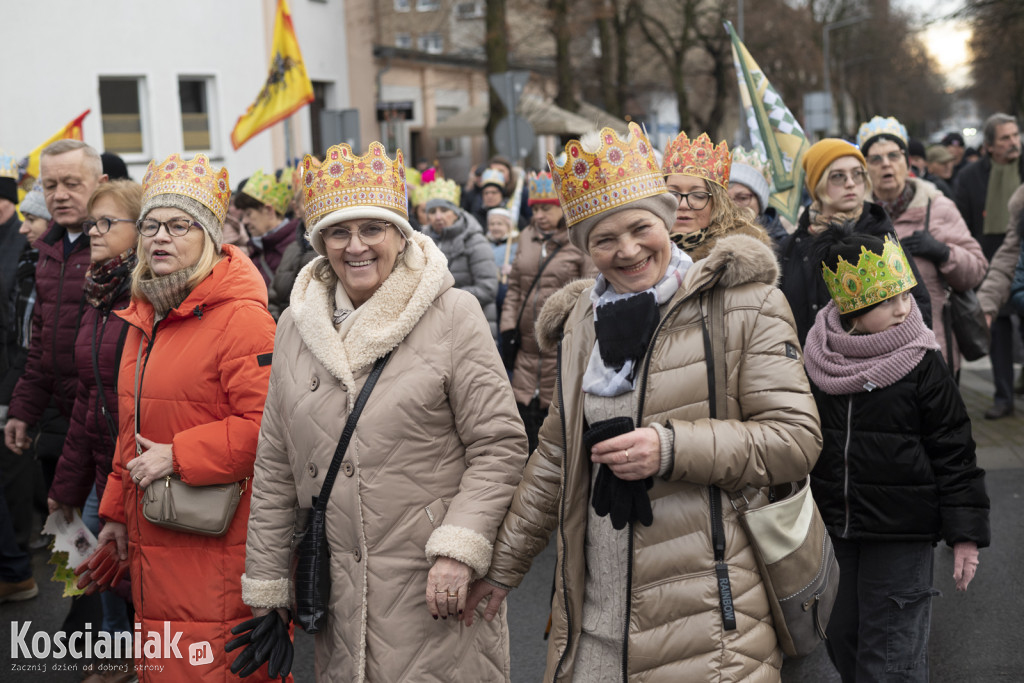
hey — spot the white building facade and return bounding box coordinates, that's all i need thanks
[0,0,356,183]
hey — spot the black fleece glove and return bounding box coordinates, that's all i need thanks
[583,417,655,530]
[901,230,950,264]
[226,611,293,679]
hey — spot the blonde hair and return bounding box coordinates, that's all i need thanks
[87,179,143,218]
[706,180,762,235]
[130,229,221,301]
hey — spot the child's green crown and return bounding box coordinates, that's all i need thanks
[821,234,917,315]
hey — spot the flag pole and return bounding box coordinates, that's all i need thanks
[284,116,293,166]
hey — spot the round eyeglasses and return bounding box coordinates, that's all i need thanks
[322,223,392,249]
[136,218,200,237]
[667,190,711,211]
[83,217,136,234]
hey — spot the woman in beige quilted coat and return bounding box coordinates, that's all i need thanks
[466,125,822,682]
[240,143,528,682]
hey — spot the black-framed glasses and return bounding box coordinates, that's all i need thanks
[667,190,711,210]
[866,150,904,166]
[136,218,200,237]
[827,169,868,187]
[83,217,135,234]
[322,222,392,248]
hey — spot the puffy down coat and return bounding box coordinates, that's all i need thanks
[97,245,277,683]
[487,235,822,682]
[242,233,527,682]
[425,211,499,338]
[500,223,596,409]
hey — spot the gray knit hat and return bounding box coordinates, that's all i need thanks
[729,163,771,214]
[140,194,222,250]
[19,183,51,220]
[569,193,678,253]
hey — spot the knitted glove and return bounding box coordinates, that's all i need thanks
[953,541,979,591]
[74,541,129,595]
[226,611,293,679]
[900,230,950,264]
[584,417,654,531]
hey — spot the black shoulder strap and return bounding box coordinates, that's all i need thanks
[514,242,565,330]
[313,353,391,511]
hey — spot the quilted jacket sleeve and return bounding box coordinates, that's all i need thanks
[931,197,988,293]
[666,285,822,491]
[242,313,299,609]
[917,351,990,547]
[423,293,528,578]
[49,373,95,507]
[171,303,275,486]
[459,232,500,309]
[486,370,565,588]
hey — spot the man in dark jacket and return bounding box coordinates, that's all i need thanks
[4,140,106,469]
[954,113,1024,419]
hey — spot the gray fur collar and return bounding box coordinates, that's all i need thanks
[289,231,450,408]
[535,233,778,353]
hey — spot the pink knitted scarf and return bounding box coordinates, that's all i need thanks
[803,298,939,396]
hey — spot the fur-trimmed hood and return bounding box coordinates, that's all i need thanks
[288,231,452,407]
[537,233,778,353]
[905,176,944,210]
[683,213,772,262]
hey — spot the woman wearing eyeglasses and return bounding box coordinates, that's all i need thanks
[46,181,141,675]
[93,154,279,682]
[777,139,932,345]
[661,131,771,261]
[241,143,526,682]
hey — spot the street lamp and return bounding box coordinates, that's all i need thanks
[823,14,871,134]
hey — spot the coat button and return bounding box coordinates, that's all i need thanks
[812,304,819,311]
[310,376,320,391]
[342,462,354,477]
[308,463,318,477]
[353,548,361,562]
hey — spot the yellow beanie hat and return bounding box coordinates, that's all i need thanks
[802,139,866,201]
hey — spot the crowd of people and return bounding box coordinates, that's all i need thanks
[0,109,1016,682]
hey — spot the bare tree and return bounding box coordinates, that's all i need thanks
[962,0,1024,116]
[486,0,511,156]
[633,0,702,133]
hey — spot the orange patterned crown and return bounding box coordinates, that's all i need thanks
[141,153,230,223]
[547,122,666,228]
[662,132,731,188]
[302,142,407,230]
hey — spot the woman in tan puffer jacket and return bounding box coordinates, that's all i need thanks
[466,125,822,682]
[241,143,527,682]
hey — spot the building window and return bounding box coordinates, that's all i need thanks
[394,0,410,10]
[455,1,483,19]
[310,81,332,157]
[395,32,412,49]
[178,78,213,152]
[436,105,459,157]
[417,33,443,54]
[416,0,440,11]
[98,77,146,155]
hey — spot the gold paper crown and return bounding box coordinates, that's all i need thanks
[547,122,665,228]
[662,132,731,187]
[856,116,908,150]
[302,142,408,230]
[527,171,558,204]
[292,157,320,207]
[822,235,918,315]
[419,178,461,207]
[141,153,230,223]
[242,168,294,215]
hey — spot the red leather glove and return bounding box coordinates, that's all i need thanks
[953,542,979,591]
[74,541,129,595]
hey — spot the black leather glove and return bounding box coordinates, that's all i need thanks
[900,230,950,264]
[226,611,293,679]
[583,417,655,530]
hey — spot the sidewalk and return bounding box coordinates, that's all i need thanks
[958,357,1024,470]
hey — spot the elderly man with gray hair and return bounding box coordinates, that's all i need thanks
[4,140,107,518]
[954,113,1024,419]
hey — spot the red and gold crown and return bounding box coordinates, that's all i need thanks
[547,122,665,228]
[662,132,731,188]
[141,153,230,223]
[302,142,407,230]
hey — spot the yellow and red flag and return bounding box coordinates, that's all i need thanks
[17,109,90,185]
[230,0,314,150]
